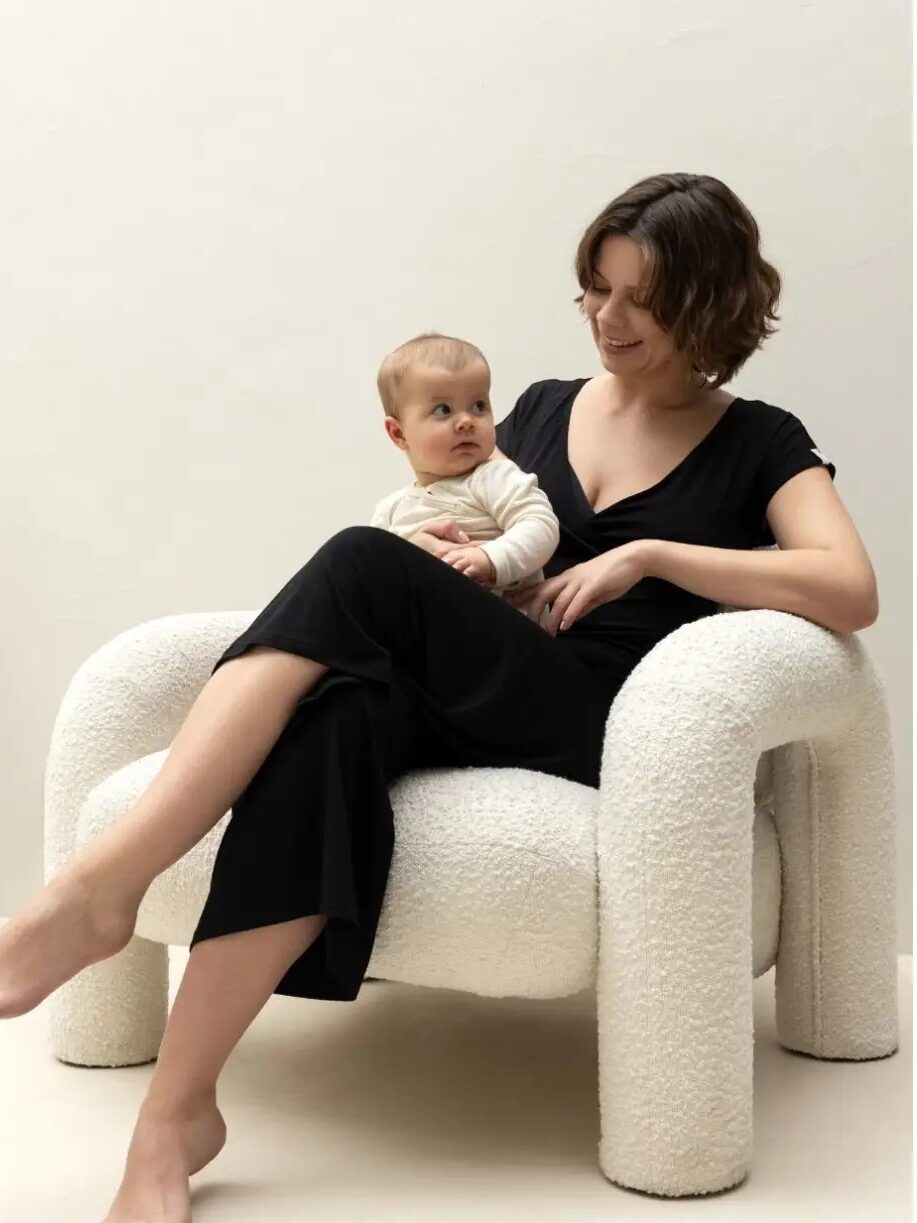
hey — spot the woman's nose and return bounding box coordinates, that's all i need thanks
[597,296,626,327]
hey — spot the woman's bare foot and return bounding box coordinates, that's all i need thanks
[0,869,139,1017]
[103,1098,227,1223]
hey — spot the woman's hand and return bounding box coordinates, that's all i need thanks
[407,519,472,559]
[506,542,651,636]
[408,522,496,587]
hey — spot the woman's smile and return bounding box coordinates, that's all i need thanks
[601,337,643,353]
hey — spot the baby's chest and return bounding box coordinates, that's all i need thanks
[397,489,497,531]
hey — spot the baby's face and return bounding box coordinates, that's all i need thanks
[394,360,496,480]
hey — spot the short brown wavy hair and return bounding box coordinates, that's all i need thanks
[574,173,781,388]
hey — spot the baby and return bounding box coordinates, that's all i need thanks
[370,332,559,598]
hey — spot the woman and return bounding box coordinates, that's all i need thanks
[0,173,878,1219]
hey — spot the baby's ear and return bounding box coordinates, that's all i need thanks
[383,415,409,451]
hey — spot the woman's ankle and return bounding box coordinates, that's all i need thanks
[140,1087,218,1122]
[59,851,148,918]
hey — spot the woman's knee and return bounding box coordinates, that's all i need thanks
[310,526,423,595]
[315,524,405,566]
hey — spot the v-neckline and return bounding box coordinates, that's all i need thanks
[564,379,742,518]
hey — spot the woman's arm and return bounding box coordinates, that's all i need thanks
[644,539,877,635]
[644,466,878,634]
[515,466,877,637]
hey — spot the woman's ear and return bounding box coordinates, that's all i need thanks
[383,415,409,451]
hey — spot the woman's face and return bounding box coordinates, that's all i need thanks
[581,233,694,382]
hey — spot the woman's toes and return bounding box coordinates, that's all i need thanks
[103,1103,226,1223]
[0,873,136,1018]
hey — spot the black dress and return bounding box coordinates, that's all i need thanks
[188,377,836,1001]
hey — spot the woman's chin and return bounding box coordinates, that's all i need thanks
[598,352,632,376]
[596,348,650,377]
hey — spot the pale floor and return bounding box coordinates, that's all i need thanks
[0,935,911,1221]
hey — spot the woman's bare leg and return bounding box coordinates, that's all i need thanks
[104,913,328,1223]
[0,646,329,1017]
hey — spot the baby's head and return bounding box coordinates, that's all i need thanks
[376,332,495,483]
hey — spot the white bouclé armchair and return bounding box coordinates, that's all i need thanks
[42,592,898,1198]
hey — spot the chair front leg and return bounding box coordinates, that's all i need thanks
[596,693,758,1197]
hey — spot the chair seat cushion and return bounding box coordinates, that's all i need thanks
[76,753,781,998]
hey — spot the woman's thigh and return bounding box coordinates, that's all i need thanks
[218,526,618,786]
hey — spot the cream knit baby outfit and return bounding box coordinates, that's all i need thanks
[370,457,560,595]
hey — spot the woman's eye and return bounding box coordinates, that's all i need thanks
[591,284,648,309]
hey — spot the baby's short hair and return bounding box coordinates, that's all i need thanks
[376,331,489,418]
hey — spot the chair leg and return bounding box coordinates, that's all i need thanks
[596,711,756,1197]
[771,731,899,1061]
[47,933,168,1068]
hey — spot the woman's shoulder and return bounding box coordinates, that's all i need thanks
[731,394,811,441]
[509,376,590,422]
[496,377,590,457]
[516,375,591,402]
[730,394,837,479]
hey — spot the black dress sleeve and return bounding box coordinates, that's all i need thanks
[753,408,837,546]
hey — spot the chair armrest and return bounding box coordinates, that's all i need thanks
[43,611,256,881]
[602,604,889,754]
[594,607,897,1193]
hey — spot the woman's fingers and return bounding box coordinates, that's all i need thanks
[528,577,565,627]
[409,530,450,558]
[554,586,594,633]
[507,566,603,632]
[542,577,584,635]
[426,520,471,544]
[408,521,471,557]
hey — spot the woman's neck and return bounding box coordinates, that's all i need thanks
[598,368,714,416]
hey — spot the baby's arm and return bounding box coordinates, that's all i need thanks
[469,460,560,588]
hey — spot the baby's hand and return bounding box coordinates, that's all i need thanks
[441,545,497,587]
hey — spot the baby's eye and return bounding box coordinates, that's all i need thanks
[432,403,452,417]
[472,400,490,413]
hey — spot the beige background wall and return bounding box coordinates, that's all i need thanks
[2,1,911,948]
